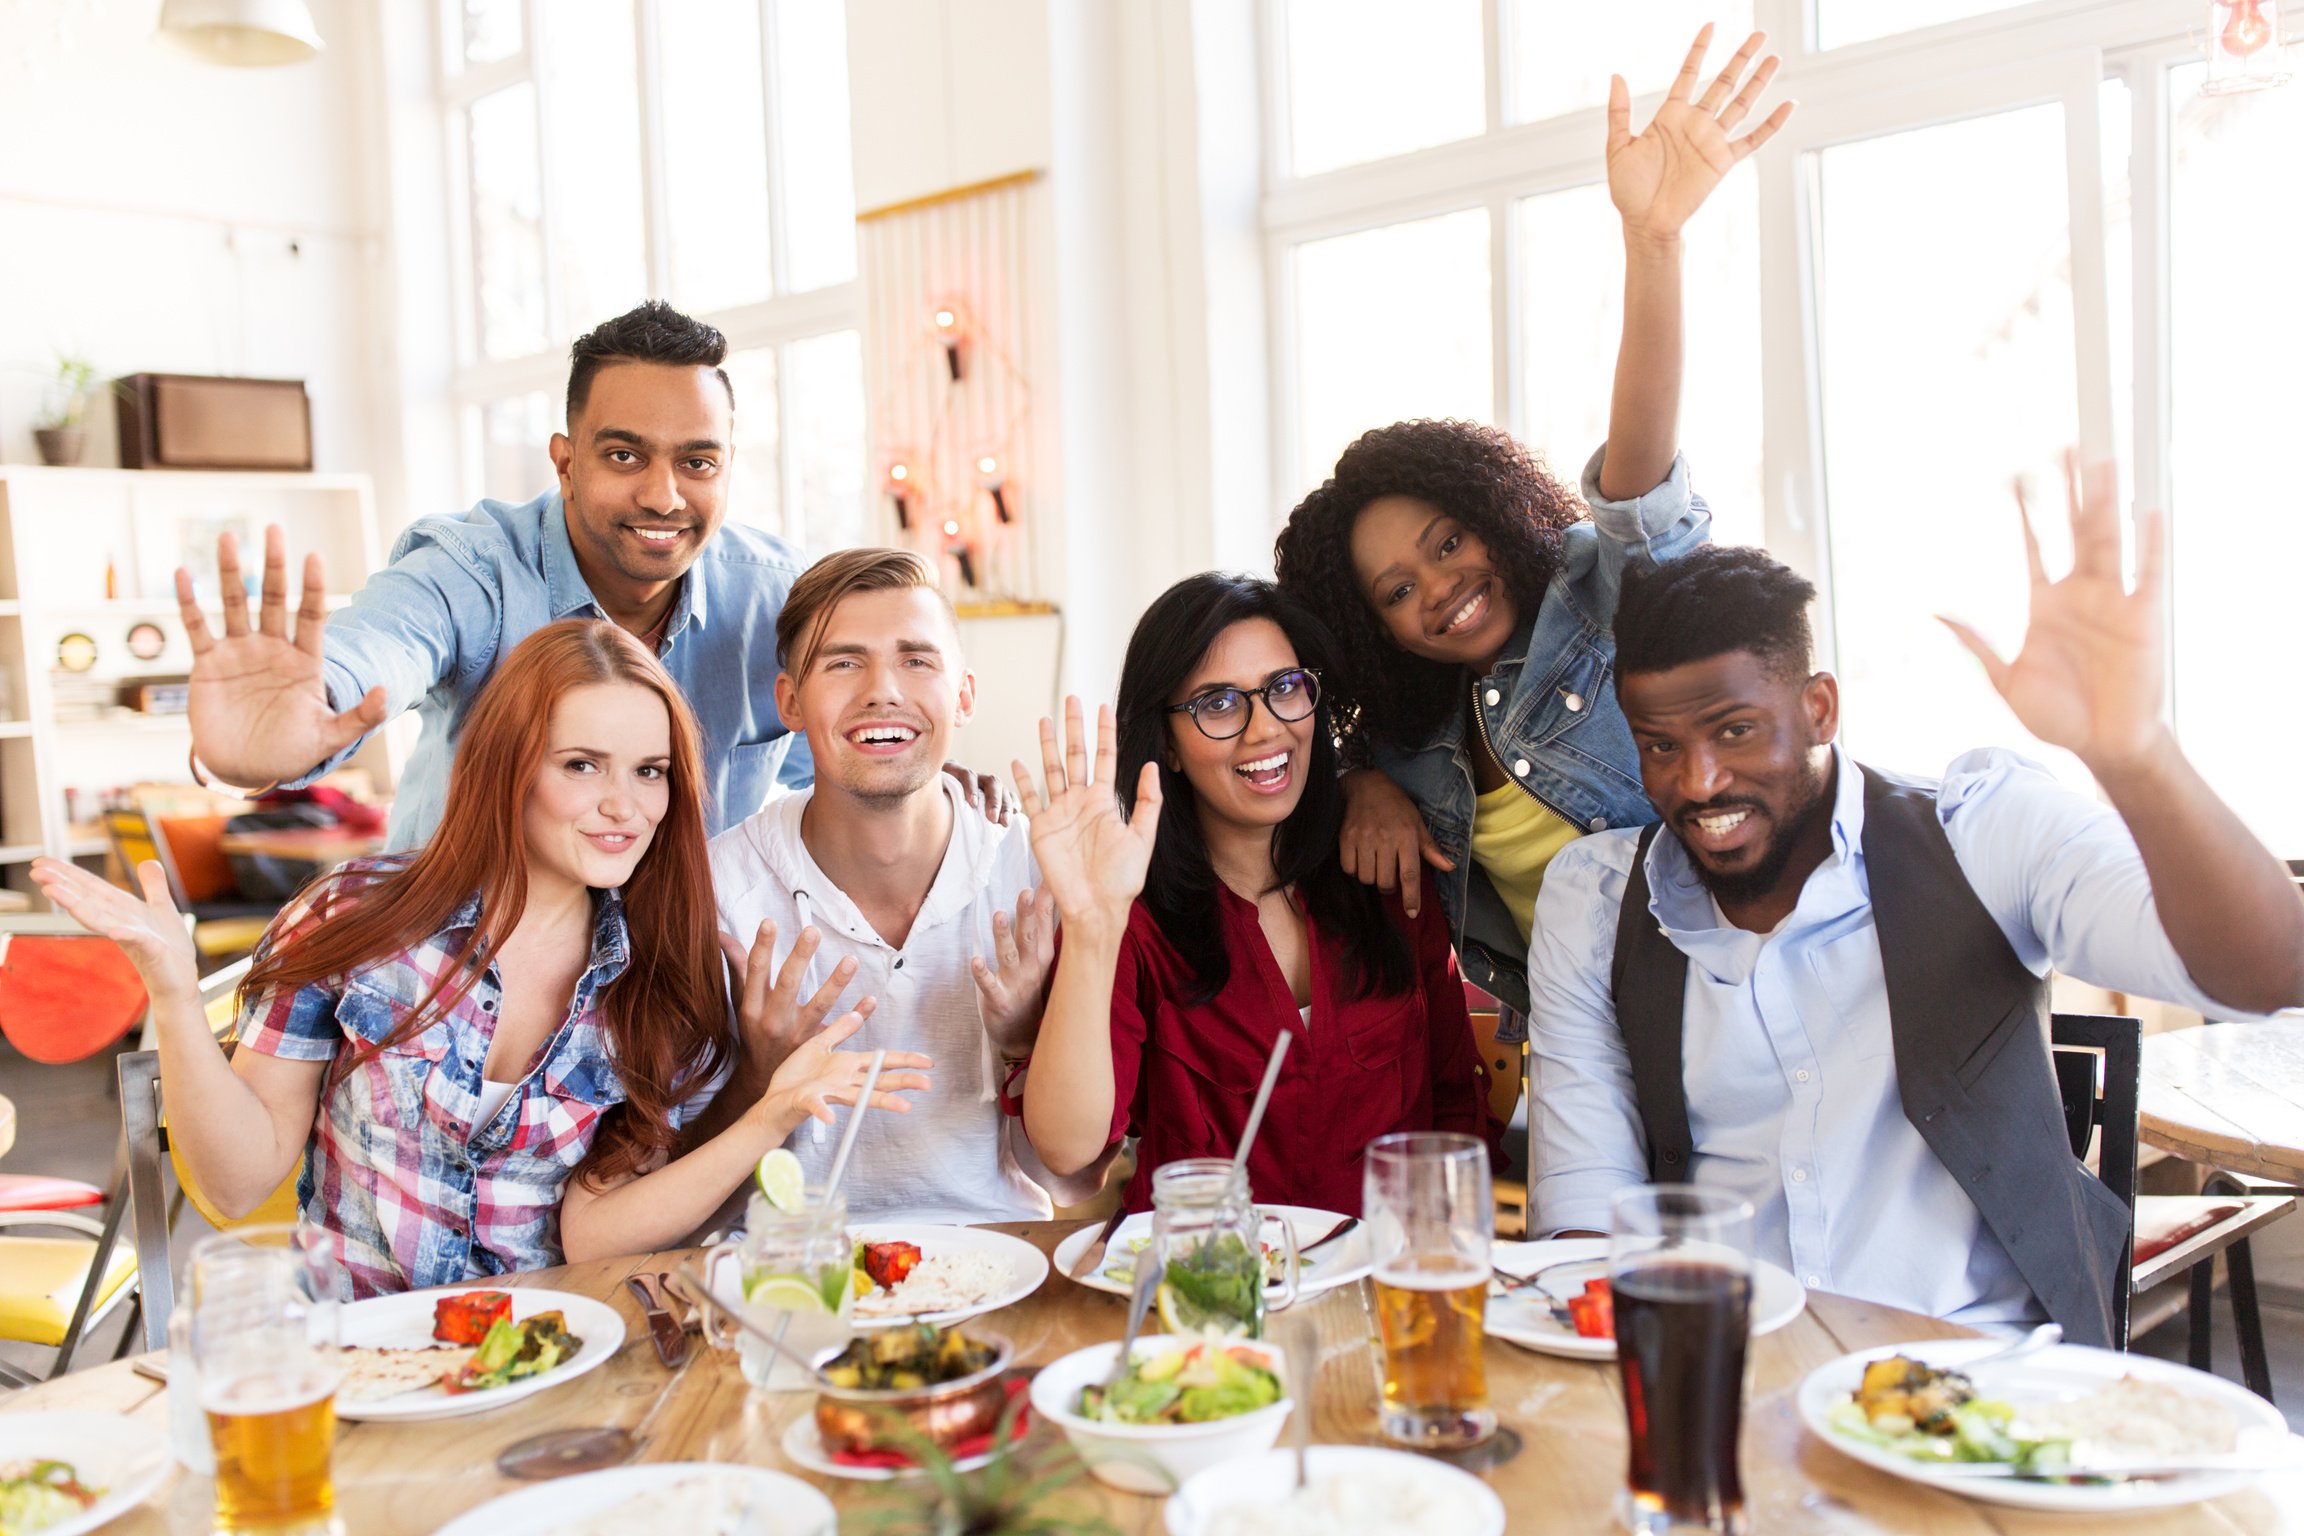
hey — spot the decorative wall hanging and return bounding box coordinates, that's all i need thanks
[857,170,1043,600]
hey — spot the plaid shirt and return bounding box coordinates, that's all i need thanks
[238,857,707,1298]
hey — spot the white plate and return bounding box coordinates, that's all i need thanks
[0,1412,169,1536]
[1484,1239,1806,1360]
[711,1222,1047,1332]
[1052,1206,1371,1299]
[1798,1337,2294,1512]
[1165,1445,1506,1536]
[335,1286,624,1422]
[432,1462,836,1535]
[778,1408,1003,1482]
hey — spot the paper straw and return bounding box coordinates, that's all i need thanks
[822,1049,885,1200]
[1229,1031,1292,1184]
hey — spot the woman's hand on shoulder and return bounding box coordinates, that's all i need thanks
[1013,698,1161,942]
[754,1008,933,1132]
[1338,770,1453,920]
[28,856,200,996]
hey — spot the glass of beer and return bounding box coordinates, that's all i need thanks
[187,1224,343,1534]
[1363,1131,1494,1449]
[1609,1186,1756,1535]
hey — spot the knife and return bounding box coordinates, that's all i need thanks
[625,1273,689,1368]
[1299,1216,1359,1258]
[1068,1206,1130,1281]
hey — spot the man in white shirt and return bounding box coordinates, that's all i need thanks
[710,548,1089,1223]
[1527,474,2304,1343]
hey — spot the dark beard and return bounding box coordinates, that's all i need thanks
[1679,765,1833,911]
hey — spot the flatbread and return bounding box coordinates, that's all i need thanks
[545,1473,770,1534]
[336,1345,466,1404]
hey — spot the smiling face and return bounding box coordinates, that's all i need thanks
[1620,649,1840,916]
[1167,617,1321,844]
[522,681,673,895]
[775,585,974,807]
[549,360,732,596]
[1347,494,1522,673]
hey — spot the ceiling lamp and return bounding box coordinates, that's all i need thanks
[158,0,324,66]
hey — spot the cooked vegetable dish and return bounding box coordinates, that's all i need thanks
[818,1324,998,1392]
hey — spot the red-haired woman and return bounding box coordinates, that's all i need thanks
[33,619,926,1297]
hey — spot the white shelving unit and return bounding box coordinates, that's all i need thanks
[0,465,387,905]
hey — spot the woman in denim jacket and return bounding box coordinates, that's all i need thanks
[34,620,924,1296]
[1273,27,1788,1027]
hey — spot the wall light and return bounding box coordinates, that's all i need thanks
[2204,0,2292,93]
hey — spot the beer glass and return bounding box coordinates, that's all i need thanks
[1363,1132,1494,1449]
[1609,1186,1756,1535]
[702,1189,855,1390]
[187,1224,343,1534]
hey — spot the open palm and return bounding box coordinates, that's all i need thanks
[28,857,199,994]
[185,528,387,786]
[1014,698,1162,931]
[1941,459,2167,772]
[1608,26,1794,243]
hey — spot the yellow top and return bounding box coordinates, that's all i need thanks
[1469,780,1583,944]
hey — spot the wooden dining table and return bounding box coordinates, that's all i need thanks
[8,1221,2302,1533]
[2143,1020,2304,1187]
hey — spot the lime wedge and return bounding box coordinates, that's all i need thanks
[743,1273,829,1312]
[754,1148,806,1213]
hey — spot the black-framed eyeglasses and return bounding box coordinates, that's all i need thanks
[1165,668,1322,741]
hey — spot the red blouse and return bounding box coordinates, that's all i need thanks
[1092,873,1489,1215]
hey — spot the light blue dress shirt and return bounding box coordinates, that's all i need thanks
[1528,743,2262,1326]
[299,491,814,850]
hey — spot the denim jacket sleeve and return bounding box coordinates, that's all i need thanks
[1557,446,1713,629]
[294,528,503,787]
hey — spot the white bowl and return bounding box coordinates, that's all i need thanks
[1028,1335,1295,1494]
[1164,1446,1507,1536]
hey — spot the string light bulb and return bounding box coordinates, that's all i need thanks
[2204,0,2291,92]
[885,460,914,531]
[976,454,1011,524]
[930,303,968,380]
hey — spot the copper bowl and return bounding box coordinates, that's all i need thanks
[812,1331,1014,1457]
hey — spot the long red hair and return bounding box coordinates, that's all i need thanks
[240,619,727,1185]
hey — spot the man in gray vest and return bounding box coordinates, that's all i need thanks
[1525,475,2304,1345]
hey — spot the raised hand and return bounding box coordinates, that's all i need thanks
[718,920,870,1083]
[1939,457,2168,775]
[1607,26,1794,244]
[1013,698,1162,939]
[971,887,1057,1054]
[28,856,200,995]
[183,526,388,786]
[762,1012,933,1128]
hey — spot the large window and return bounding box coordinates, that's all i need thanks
[442,0,865,552]
[1267,0,2302,852]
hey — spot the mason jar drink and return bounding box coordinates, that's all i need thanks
[1364,1132,1495,1449]
[705,1189,855,1390]
[1148,1158,1298,1339]
[187,1224,343,1533]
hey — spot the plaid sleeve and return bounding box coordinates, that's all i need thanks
[235,979,346,1063]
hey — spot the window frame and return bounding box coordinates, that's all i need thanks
[434,0,862,539]
[1260,0,2196,682]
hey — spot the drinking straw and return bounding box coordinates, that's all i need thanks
[1229,1031,1292,1183]
[822,1049,885,1200]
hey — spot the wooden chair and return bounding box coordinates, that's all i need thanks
[117,955,299,1352]
[2052,1013,2293,1398]
[1466,985,1528,1239]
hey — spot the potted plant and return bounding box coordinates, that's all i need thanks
[847,1400,1128,1536]
[33,356,100,466]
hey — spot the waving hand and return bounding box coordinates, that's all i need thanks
[1014,698,1162,939]
[1608,26,1794,244]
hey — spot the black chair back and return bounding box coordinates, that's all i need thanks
[2052,1012,2142,1347]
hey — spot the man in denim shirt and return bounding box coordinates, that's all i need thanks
[178,302,813,849]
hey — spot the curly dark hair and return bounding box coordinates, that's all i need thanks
[1272,419,1585,753]
[1615,544,1818,683]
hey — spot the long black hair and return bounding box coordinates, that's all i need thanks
[1114,573,1415,1006]
[1273,419,1584,754]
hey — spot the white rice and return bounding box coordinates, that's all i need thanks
[1200,1469,1489,1536]
[851,1251,1013,1319]
[2017,1377,2239,1464]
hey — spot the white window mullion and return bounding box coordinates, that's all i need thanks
[2123,51,2176,701]
[760,0,793,297]
[776,340,804,543]
[1258,0,1296,188]
[2061,48,2119,474]
[1481,0,1505,133]
[524,0,561,342]
[1489,189,1516,434]
[1754,137,1832,663]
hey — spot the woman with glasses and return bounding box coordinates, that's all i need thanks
[1010,574,1489,1214]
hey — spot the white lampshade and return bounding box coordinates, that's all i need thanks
[158,0,324,66]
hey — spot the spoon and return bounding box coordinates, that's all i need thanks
[1959,1322,2061,1372]
[1096,1247,1165,1403]
[672,1260,841,1388]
